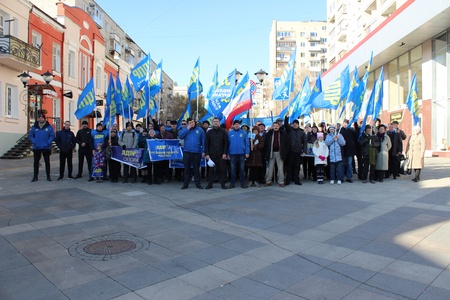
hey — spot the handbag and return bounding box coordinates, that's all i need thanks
[400,157,410,175]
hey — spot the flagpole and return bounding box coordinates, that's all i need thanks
[196,66,199,121]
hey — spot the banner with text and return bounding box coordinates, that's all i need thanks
[147,139,183,162]
[111,146,145,169]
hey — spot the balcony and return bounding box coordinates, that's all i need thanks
[379,0,396,16]
[87,3,103,28]
[363,0,377,14]
[0,35,40,70]
[308,36,321,42]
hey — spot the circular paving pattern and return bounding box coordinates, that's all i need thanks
[68,232,150,261]
[84,239,136,255]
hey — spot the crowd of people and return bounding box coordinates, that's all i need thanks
[29,113,427,188]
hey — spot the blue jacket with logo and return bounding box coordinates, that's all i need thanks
[91,129,108,150]
[29,121,55,150]
[228,129,250,155]
[178,126,205,153]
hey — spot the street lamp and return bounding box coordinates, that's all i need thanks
[254,69,268,114]
[18,71,54,131]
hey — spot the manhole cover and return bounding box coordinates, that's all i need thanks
[68,232,150,261]
[84,239,136,255]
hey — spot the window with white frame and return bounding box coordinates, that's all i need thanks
[68,50,75,78]
[68,100,75,124]
[5,85,18,118]
[96,66,102,90]
[52,98,60,119]
[31,30,41,48]
[52,43,61,73]
[0,14,4,36]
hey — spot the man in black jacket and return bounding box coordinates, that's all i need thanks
[340,119,358,183]
[75,120,93,181]
[284,117,307,185]
[204,117,228,189]
[387,123,403,179]
[55,121,76,180]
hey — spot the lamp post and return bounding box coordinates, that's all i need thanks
[254,69,268,116]
[18,70,54,132]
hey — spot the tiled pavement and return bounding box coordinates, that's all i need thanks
[1,156,450,299]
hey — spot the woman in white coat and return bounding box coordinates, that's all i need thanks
[406,125,426,182]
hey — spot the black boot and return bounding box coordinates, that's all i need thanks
[31,176,38,182]
[416,169,421,181]
[141,176,147,183]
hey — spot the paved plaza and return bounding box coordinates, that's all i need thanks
[1,156,450,299]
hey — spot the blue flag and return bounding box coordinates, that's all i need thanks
[177,101,192,130]
[208,69,236,117]
[199,111,214,124]
[122,76,134,120]
[300,74,322,117]
[288,76,312,123]
[136,82,150,120]
[149,59,163,96]
[115,74,123,116]
[188,58,203,101]
[278,103,290,120]
[272,48,296,100]
[103,74,117,129]
[406,72,420,125]
[310,65,350,110]
[349,53,373,125]
[75,78,96,119]
[130,53,150,91]
[372,67,384,121]
[205,65,219,112]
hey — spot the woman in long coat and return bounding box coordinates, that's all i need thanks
[375,124,392,182]
[406,125,426,182]
[246,126,265,187]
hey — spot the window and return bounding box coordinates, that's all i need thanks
[300,52,305,58]
[310,42,317,47]
[5,85,18,118]
[310,32,317,37]
[52,98,60,119]
[31,30,42,48]
[322,26,327,31]
[300,42,306,47]
[321,38,327,43]
[96,66,102,89]
[79,53,89,88]
[52,43,61,73]
[300,32,305,37]
[388,45,422,111]
[0,14,4,36]
[68,50,75,78]
[68,101,75,124]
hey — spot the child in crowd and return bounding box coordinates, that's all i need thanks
[312,132,329,184]
[92,142,105,182]
[325,125,346,185]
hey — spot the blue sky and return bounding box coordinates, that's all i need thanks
[96,0,326,86]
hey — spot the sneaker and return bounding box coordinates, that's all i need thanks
[337,180,342,185]
[330,180,335,185]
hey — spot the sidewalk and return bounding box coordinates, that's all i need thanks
[1,156,450,299]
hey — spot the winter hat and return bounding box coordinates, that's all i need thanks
[317,132,324,138]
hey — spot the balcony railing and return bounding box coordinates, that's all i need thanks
[0,35,40,68]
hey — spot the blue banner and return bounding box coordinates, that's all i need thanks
[110,146,145,168]
[147,139,183,162]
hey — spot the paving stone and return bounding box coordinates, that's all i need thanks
[64,277,130,300]
[208,277,280,300]
[135,278,204,300]
[365,273,428,299]
[286,275,356,299]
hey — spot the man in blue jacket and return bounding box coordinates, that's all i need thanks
[55,120,76,180]
[29,114,55,182]
[228,120,250,189]
[178,117,206,189]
